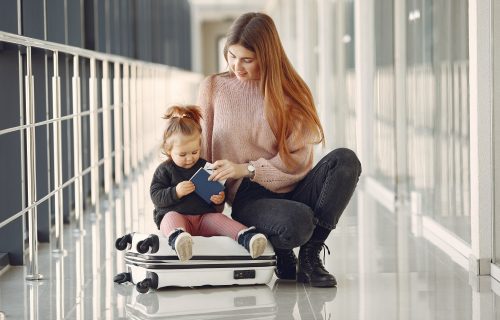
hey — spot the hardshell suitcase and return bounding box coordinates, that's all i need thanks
[114,232,276,293]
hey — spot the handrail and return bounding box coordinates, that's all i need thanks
[0,31,173,69]
[0,109,95,137]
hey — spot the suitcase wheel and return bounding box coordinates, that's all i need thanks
[136,234,160,254]
[136,272,159,294]
[136,279,152,293]
[113,272,131,284]
[115,233,133,251]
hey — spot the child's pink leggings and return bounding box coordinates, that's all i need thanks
[160,211,247,240]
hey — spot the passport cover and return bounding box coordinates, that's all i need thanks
[189,167,225,204]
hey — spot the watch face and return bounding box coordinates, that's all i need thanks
[247,164,255,172]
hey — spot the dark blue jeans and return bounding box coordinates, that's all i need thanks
[231,148,362,250]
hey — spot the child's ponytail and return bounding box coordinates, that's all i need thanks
[163,105,202,125]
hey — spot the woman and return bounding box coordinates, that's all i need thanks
[198,12,361,287]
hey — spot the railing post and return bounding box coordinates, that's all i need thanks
[130,64,138,171]
[72,55,84,233]
[51,50,65,254]
[137,66,144,165]
[25,46,43,281]
[123,64,131,177]
[89,58,100,215]
[113,62,122,185]
[102,61,112,195]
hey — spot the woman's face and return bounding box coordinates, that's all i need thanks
[227,44,261,81]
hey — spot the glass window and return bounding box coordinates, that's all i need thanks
[406,0,470,243]
[373,0,396,190]
[344,0,357,150]
[328,0,356,150]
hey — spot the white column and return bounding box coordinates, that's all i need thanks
[469,0,493,276]
[355,0,375,174]
[355,2,375,317]
[394,0,408,202]
[493,0,500,269]
[395,1,411,309]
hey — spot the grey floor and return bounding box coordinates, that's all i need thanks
[1,172,499,320]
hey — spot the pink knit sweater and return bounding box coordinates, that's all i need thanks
[197,73,314,205]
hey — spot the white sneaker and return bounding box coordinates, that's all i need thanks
[174,232,193,261]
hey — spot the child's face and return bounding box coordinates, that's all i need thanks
[167,135,201,169]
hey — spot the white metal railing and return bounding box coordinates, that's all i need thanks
[0,31,202,279]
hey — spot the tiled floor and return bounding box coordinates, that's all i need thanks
[0,169,499,319]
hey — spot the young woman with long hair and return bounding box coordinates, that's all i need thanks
[198,12,361,287]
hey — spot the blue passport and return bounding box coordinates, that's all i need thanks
[189,167,225,204]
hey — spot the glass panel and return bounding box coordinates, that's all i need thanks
[328,0,356,150]
[406,0,470,243]
[344,1,356,151]
[373,0,396,190]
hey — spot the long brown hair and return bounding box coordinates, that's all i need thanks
[224,12,324,168]
[161,105,203,156]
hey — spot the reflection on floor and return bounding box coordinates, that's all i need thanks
[0,172,499,319]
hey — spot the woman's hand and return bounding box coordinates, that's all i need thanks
[210,191,225,205]
[209,160,248,181]
[176,181,195,198]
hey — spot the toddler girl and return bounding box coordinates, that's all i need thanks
[150,105,267,261]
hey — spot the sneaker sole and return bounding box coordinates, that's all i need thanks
[175,234,193,262]
[249,234,267,259]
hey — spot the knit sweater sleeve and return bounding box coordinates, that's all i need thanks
[197,75,215,162]
[250,127,314,193]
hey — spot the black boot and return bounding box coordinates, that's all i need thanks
[297,241,337,287]
[275,249,297,280]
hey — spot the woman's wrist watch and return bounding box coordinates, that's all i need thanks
[247,163,256,179]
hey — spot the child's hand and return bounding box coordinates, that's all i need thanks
[210,191,225,205]
[176,181,195,198]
